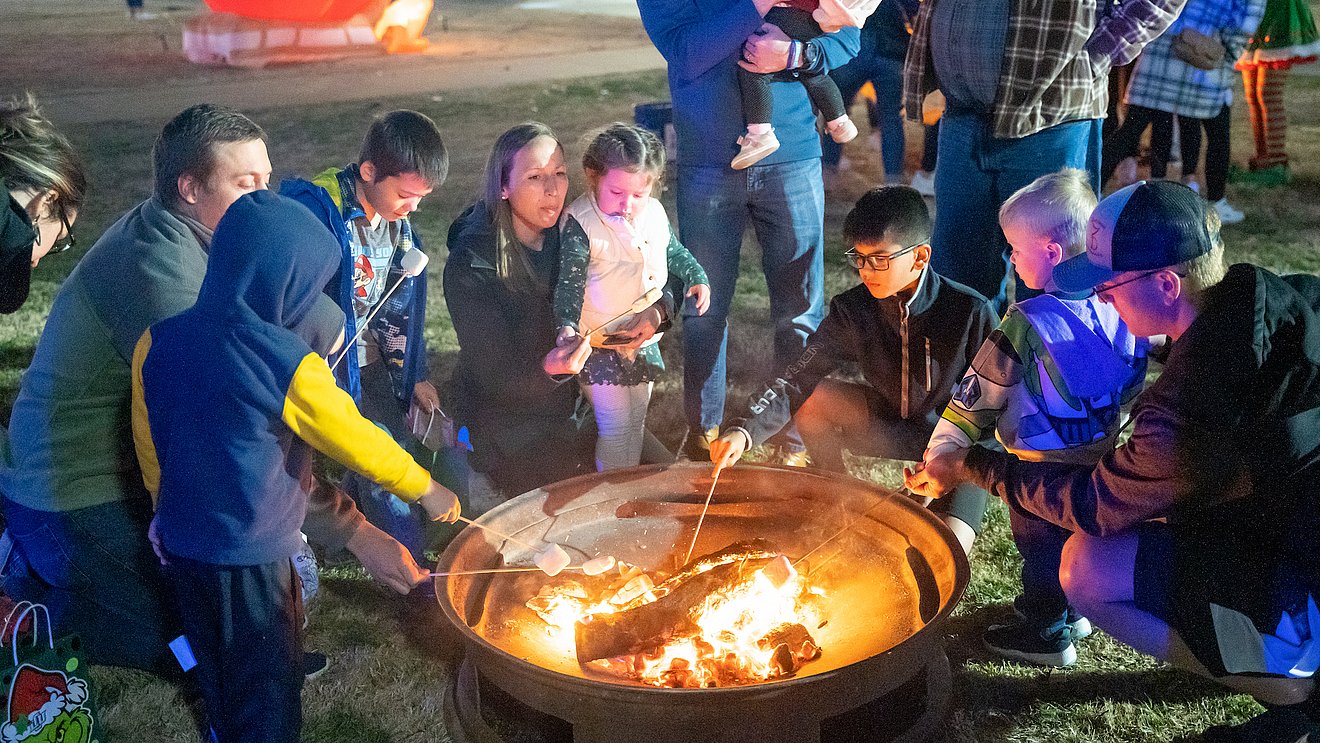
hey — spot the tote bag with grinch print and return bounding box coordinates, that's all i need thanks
[0,602,98,743]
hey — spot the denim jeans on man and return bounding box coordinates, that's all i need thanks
[823,55,907,178]
[677,159,825,444]
[1,496,180,675]
[932,109,1102,311]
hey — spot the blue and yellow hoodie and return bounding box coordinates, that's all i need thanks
[131,192,432,566]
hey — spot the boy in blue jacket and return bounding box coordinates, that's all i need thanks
[131,192,459,743]
[280,110,448,563]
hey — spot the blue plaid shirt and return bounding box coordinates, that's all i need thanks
[1125,0,1267,119]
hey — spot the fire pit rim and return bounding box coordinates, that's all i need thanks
[434,462,970,697]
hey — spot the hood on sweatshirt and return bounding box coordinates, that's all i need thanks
[195,190,340,332]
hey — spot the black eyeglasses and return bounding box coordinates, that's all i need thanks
[1094,268,1185,295]
[844,242,923,271]
[47,211,75,255]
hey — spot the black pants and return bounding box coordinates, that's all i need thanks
[739,7,846,125]
[1102,104,1175,182]
[165,555,304,743]
[1178,104,1232,201]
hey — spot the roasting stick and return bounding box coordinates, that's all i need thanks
[791,494,894,571]
[579,287,663,340]
[456,515,541,553]
[683,467,722,566]
[330,249,428,374]
[429,566,585,578]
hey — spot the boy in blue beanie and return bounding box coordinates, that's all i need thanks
[131,191,459,743]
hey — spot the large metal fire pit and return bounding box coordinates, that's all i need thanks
[435,463,968,743]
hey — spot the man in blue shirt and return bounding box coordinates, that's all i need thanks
[638,0,859,461]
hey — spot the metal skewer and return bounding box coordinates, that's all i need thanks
[683,467,722,566]
[429,566,585,578]
[578,287,662,340]
[455,515,542,553]
[792,491,901,570]
[330,249,428,373]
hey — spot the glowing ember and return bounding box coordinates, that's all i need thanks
[526,548,826,688]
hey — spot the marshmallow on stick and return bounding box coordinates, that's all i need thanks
[580,286,664,339]
[581,555,617,576]
[535,544,572,577]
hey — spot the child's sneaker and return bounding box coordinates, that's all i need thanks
[1014,603,1092,640]
[910,169,936,197]
[1213,198,1245,225]
[983,615,1078,667]
[826,117,858,144]
[732,130,780,170]
[769,446,810,468]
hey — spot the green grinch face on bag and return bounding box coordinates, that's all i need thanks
[2,664,96,743]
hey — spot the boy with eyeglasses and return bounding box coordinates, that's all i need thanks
[710,186,995,551]
[924,169,1150,668]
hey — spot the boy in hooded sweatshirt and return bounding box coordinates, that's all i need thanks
[130,192,460,743]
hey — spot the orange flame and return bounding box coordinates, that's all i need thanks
[527,560,825,688]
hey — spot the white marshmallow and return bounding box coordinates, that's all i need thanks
[581,555,617,576]
[535,544,572,576]
[760,554,798,589]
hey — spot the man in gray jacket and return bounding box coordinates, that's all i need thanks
[0,104,424,675]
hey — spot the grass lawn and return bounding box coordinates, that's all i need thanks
[4,67,1319,742]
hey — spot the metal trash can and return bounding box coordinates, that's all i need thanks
[634,101,678,165]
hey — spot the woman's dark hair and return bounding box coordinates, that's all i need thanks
[581,122,665,190]
[359,109,449,186]
[481,122,561,295]
[153,103,266,210]
[842,186,932,249]
[0,93,87,223]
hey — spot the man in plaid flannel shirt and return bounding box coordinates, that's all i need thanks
[903,0,1185,312]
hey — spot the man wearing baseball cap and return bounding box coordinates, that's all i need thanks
[909,180,1320,741]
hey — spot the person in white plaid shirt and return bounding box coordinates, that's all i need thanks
[1103,0,1267,225]
[902,0,1185,313]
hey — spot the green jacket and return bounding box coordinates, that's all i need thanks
[3,197,207,512]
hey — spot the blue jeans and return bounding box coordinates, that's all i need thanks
[822,54,907,178]
[1008,505,1073,623]
[341,362,428,563]
[1,496,180,675]
[676,159,826,445]
[932,111,1102,311]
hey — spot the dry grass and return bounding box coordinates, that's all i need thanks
[4,63,1320,741]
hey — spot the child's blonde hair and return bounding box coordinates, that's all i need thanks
[998,169,1097,259]
[581,123,665,189]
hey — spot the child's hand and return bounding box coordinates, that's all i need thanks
[709,429,749,478]
[687,284,711,316]
[904,449,970,499]
[148,514,169,566]
[556,325,579,345]
[419,481,461,523]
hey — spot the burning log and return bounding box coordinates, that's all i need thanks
[574,541,780,662]
[758,623,822,677]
